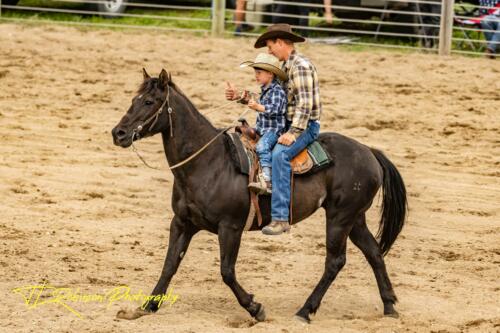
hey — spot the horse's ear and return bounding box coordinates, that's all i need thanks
[159,69,171,89]
[142,68,151,80]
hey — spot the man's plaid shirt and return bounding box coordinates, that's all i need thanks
[255,79,287,136]
[281,50,322,130]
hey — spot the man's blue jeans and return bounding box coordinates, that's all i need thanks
[481,14,500,53]
[271,121,320,221]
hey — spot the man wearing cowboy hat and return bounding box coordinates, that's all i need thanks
[226,24,322,235]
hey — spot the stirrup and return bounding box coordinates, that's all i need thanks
[248,182,271,195]
[248,176,271,195]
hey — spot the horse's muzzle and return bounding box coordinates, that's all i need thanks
[112,126,133,148]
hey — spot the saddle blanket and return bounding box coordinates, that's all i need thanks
[225,132,332,176]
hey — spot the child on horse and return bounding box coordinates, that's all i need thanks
[239,53,288,194]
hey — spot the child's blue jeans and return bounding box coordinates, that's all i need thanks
[256,131,279,181]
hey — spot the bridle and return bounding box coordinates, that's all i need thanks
[132,84,173,142]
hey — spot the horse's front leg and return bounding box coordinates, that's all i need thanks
[117,215,198,320]
[218,222,266,321]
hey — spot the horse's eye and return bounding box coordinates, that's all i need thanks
[145,100,154,105]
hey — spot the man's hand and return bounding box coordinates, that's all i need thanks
[225,81,239,101]
[278,132,296,146]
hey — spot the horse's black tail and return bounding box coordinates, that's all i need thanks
[371,148,408,256]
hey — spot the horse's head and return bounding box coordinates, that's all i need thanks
[112,68,172,148]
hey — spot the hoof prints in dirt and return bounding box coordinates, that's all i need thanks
[0,224,26,240]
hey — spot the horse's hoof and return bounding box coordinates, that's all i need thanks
[294,314,311,324]
[116,307,152,320]
[383,302,399,319]
[384,309,399,319]
[255,305,266,322]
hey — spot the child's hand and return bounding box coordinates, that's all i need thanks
[248,100,264,112]
[248,99,258,110]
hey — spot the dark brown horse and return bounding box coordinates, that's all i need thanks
[111,69,407,323]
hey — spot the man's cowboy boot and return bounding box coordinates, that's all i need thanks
[262,220,290,235]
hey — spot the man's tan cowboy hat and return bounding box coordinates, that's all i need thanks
[254,23,306,49]
[240,53,288,82]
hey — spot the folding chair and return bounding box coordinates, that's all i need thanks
[454,2,500,52]
[454,3,485,51]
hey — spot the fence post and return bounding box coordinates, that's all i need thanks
[439,0,455,56]
[211,0,226,37]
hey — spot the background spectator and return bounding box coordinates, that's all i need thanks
[272,0,334,36]
[419,1,441,48]
[479,0,499,57]
[234,0,253,35]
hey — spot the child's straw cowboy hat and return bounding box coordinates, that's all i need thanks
[240,53,288,82]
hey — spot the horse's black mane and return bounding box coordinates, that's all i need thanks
[138,78,187,100]
[138,77,215,130]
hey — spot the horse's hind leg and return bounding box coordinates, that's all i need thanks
[117,215,198,319]
[349,214,398,317]
[218,222,266,321]
[295,211,353,323]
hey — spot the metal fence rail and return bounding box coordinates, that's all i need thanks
[56,0,211,11]
[0,15,211,33]
[224,19,442,40]
[0,0,498,58]
[1,0,214,13]
[226,9,442,28]
[0,0,213,33]
[1,4,212,22]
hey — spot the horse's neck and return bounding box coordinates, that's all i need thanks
[161,88,223,174]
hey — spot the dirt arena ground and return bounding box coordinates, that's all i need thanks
[0,23,499,333]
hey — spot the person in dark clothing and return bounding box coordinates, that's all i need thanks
[271,0,333,36]
[418,1,442,48]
